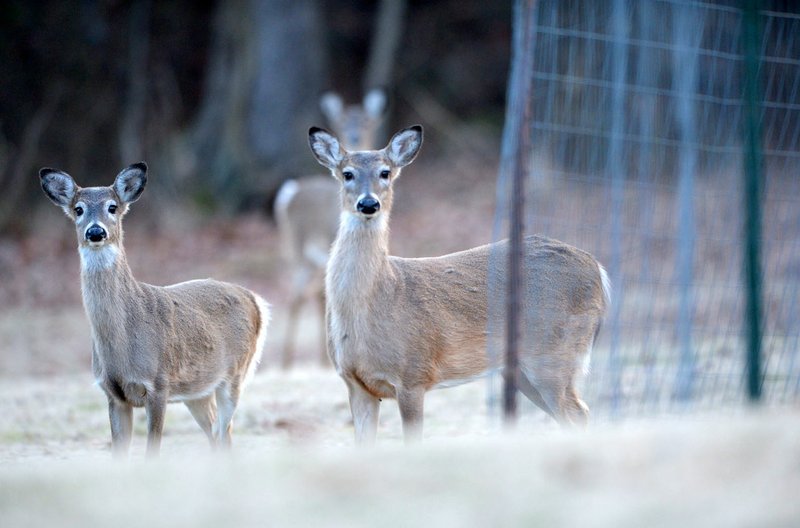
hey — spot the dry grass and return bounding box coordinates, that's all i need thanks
[0,365,798,527]
[0,371,797,528]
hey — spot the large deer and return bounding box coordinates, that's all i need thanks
[274,88,387,369]
[308,125,610,445]
[40,163,270,457]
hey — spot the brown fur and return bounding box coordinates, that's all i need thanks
[310,126,609,445]
[40,163,270,457]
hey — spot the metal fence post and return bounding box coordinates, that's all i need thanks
[501,0,536,426]
[742,0,764,402]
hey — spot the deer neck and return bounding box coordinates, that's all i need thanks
[79,242,141,344]
[328,211,392,306]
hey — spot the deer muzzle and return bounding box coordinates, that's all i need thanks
[85,224,107,243]
[356,194,380,216]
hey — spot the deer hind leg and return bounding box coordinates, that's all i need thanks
[521,352,579,427]
[560,333,593,427]
[397,386,425,444]
[282,265,315,369]
[346,379,380,446]
[564,384,589,427]
[524,368,589,428]
[517,372,558,421]
[184,394,218,449]
[281,292,304,369]
[214,381,240,449]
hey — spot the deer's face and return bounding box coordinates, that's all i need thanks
[334,108,382,151]
[308,125,423,221]
[70,187,124,248]
[320,89,388,151]
[40,163,148,249]
[338,150,396,218]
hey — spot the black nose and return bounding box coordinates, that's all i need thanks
[357,196,380,215]
[85,225,107,242]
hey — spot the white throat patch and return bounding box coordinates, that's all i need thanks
[339,210,387,233]
[79,244,119,273]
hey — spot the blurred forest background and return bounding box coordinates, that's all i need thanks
[0,0,511,235]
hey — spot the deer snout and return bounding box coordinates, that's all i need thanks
[85,224,107,243]
[356,195,380,216]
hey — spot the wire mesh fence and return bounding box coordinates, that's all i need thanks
[490,0,800,420]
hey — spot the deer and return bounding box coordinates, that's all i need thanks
[308,125,611,445]
[39,162,270,457]
[274,88,388,369]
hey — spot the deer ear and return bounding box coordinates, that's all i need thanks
[40,168,77,209]
[319,91,344,122]
[386,125,423,167]
[308,127,344,170]
[114,162,147,204]
[363,88,388,118]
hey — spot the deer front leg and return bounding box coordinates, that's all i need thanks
[144,391,167,457]
[346,380,380,446]
[397,387,425,444]
[107,397,133,458]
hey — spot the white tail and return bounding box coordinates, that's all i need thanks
[40,163,269,457]
[275,89,388,368]
[309,125,609,445]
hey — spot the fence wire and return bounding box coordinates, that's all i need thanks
[490,0,800,419]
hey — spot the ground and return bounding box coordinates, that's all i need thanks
[1,366,799,527]
[0,372,798,527]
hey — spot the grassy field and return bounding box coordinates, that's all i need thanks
[0,366,798,528]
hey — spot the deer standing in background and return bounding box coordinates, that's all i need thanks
[275,88,387,369]
[40,163,270,457]
[309,125,610,445]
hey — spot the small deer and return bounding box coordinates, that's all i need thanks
[40,162,270,457]
[275,88,387,369]
[308,125,610,445]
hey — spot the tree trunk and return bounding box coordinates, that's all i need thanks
[183,0,327,212]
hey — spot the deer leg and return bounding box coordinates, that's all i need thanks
[214,382,240,449]
[397,387,425,444]
[347,381,380,446]
[107,397,133,458]
[533,380,589,428]
[282,266,315,369]
[281,294,303,370]
[564,384,590,427]
[522,371,572,427]
[185,394,217,449]
[144,391,167,458]
[517,373,558,421]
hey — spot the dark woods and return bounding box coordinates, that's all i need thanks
[0,0,512,235]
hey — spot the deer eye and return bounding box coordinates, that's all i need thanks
[379,170,390,179]
[342,171,354,181]
[74,206,84,216]
[108,204,117,214]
